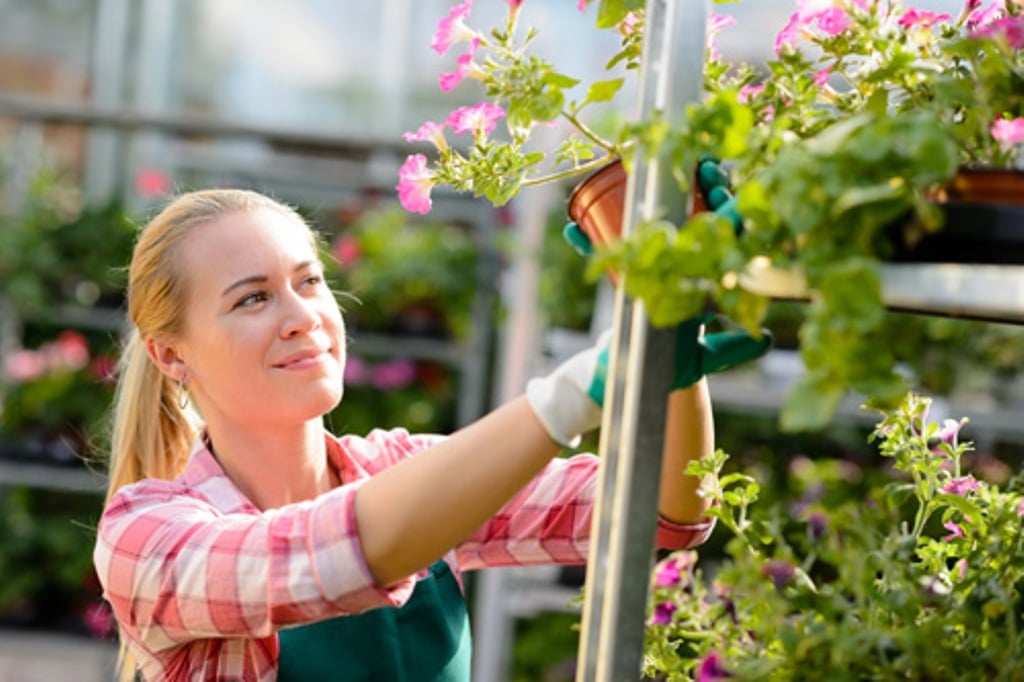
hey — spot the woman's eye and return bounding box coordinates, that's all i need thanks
[234,291,268,309]
[303,274,325,288]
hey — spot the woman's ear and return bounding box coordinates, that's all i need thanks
[144,335,188,382]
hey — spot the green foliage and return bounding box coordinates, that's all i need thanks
[321,205,479,339]
[645,394,1024,679]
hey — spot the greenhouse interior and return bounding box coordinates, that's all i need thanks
[1,0,1023,680]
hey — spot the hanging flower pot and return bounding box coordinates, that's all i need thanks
[566,159,712,251]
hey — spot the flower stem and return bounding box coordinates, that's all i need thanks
[521,154,620,187]
[562,110,617,152]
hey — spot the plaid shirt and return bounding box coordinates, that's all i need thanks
[94,427,714,681]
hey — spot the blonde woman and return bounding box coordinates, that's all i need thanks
[93,189,755,681]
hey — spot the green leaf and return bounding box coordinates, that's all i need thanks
[583,78,625,105]
[543,72,581,89]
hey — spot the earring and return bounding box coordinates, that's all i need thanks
[178,375,190,410]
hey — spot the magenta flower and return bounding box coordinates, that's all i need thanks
[431,0,475,56]
[4,349,46,383]
[813,66,832,87]
[649,600,676,625]
[343,356,370,386]
[1018,499,1024,517]
[898,8,952,28]
[817,6,852,34]
[654,551,696,588]
[696,651,732,681]
[577,0,589,12]
[371,359,417,390]
[403,120,449,151]
[440,38,481,92]
[707,13,736,59]
[333,235,362,267]
[967,0,1006,27]
[972,15,1024,47]
[943,521,965,541]
[992,117,1024,151]
[81,602,116,639]
[619,12,641,35]
[448,102,506,138]
[396,154,435,215]
[931,418,966,451]
[738,84,765,103]
[943,475,980,496]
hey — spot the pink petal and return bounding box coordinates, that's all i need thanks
[431,0,474,55]
[396,154,435,215]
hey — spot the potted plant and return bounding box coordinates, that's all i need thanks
[398,0,1024,430]
[642,392,1024,679]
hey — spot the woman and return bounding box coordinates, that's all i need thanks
[93,189,722,681]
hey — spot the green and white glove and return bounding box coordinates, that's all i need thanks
[672,313,771,389]
[526,330,611,448]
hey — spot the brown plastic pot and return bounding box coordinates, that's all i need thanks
[566,159,711,250]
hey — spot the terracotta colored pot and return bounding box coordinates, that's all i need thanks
[566,159,711,250]
[944,167,1024,207]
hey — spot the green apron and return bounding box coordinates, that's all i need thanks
[277,560,472,681]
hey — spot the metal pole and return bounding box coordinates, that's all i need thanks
[576,0,707,680]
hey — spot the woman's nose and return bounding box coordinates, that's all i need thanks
[280,290,321,337]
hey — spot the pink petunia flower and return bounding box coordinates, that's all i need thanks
[439,38,482,92]
[403,120,449,152]
[973,15,1024,48]
[649,601,676,625]
[1018,498,1024,517]
[707,13,736,60]
[431,0,475,56]
[619,12,641,35]
[696,651,732,681]
[371,359,417,390]
[396,154,435,215]
[333,235,362,267]
[943,521,965,541]
[942,475,980,496]
[653,552,696,588]
[447,102,506,137]
[738,83,765,103]
[967,0,1006,27]
[578,0,589,12]
[813,66,832,87]
[344,356,370,386]
[817,6,852,34]
[4,349,46,383]
[898,8,953,28]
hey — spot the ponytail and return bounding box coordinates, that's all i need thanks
[104,329,198,504]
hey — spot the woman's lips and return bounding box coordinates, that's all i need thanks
[273,347,330,370]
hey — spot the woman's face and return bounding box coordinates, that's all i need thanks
[171,208,345,429]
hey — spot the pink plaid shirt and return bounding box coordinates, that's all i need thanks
[94,427,714,681]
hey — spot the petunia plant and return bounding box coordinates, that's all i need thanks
[402,0,1024,430]
[643,392,1024,679]
[397,0,651,215]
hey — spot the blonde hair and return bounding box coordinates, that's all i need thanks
[105,188,309,680]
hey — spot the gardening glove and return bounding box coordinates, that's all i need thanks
[673,313,771,389]
[526,330,611,448]
[696,156,743,234]
[560,222,772,390]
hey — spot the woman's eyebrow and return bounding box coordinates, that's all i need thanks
[220,261,317,297]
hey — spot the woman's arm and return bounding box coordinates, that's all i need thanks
[658,378,714,525]
[354,395,563,585]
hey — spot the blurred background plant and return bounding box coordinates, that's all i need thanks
[321,203,481,339]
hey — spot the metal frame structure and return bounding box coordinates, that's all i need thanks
[576,1,708,679]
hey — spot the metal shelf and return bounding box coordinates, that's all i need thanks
[0,460,107,494]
